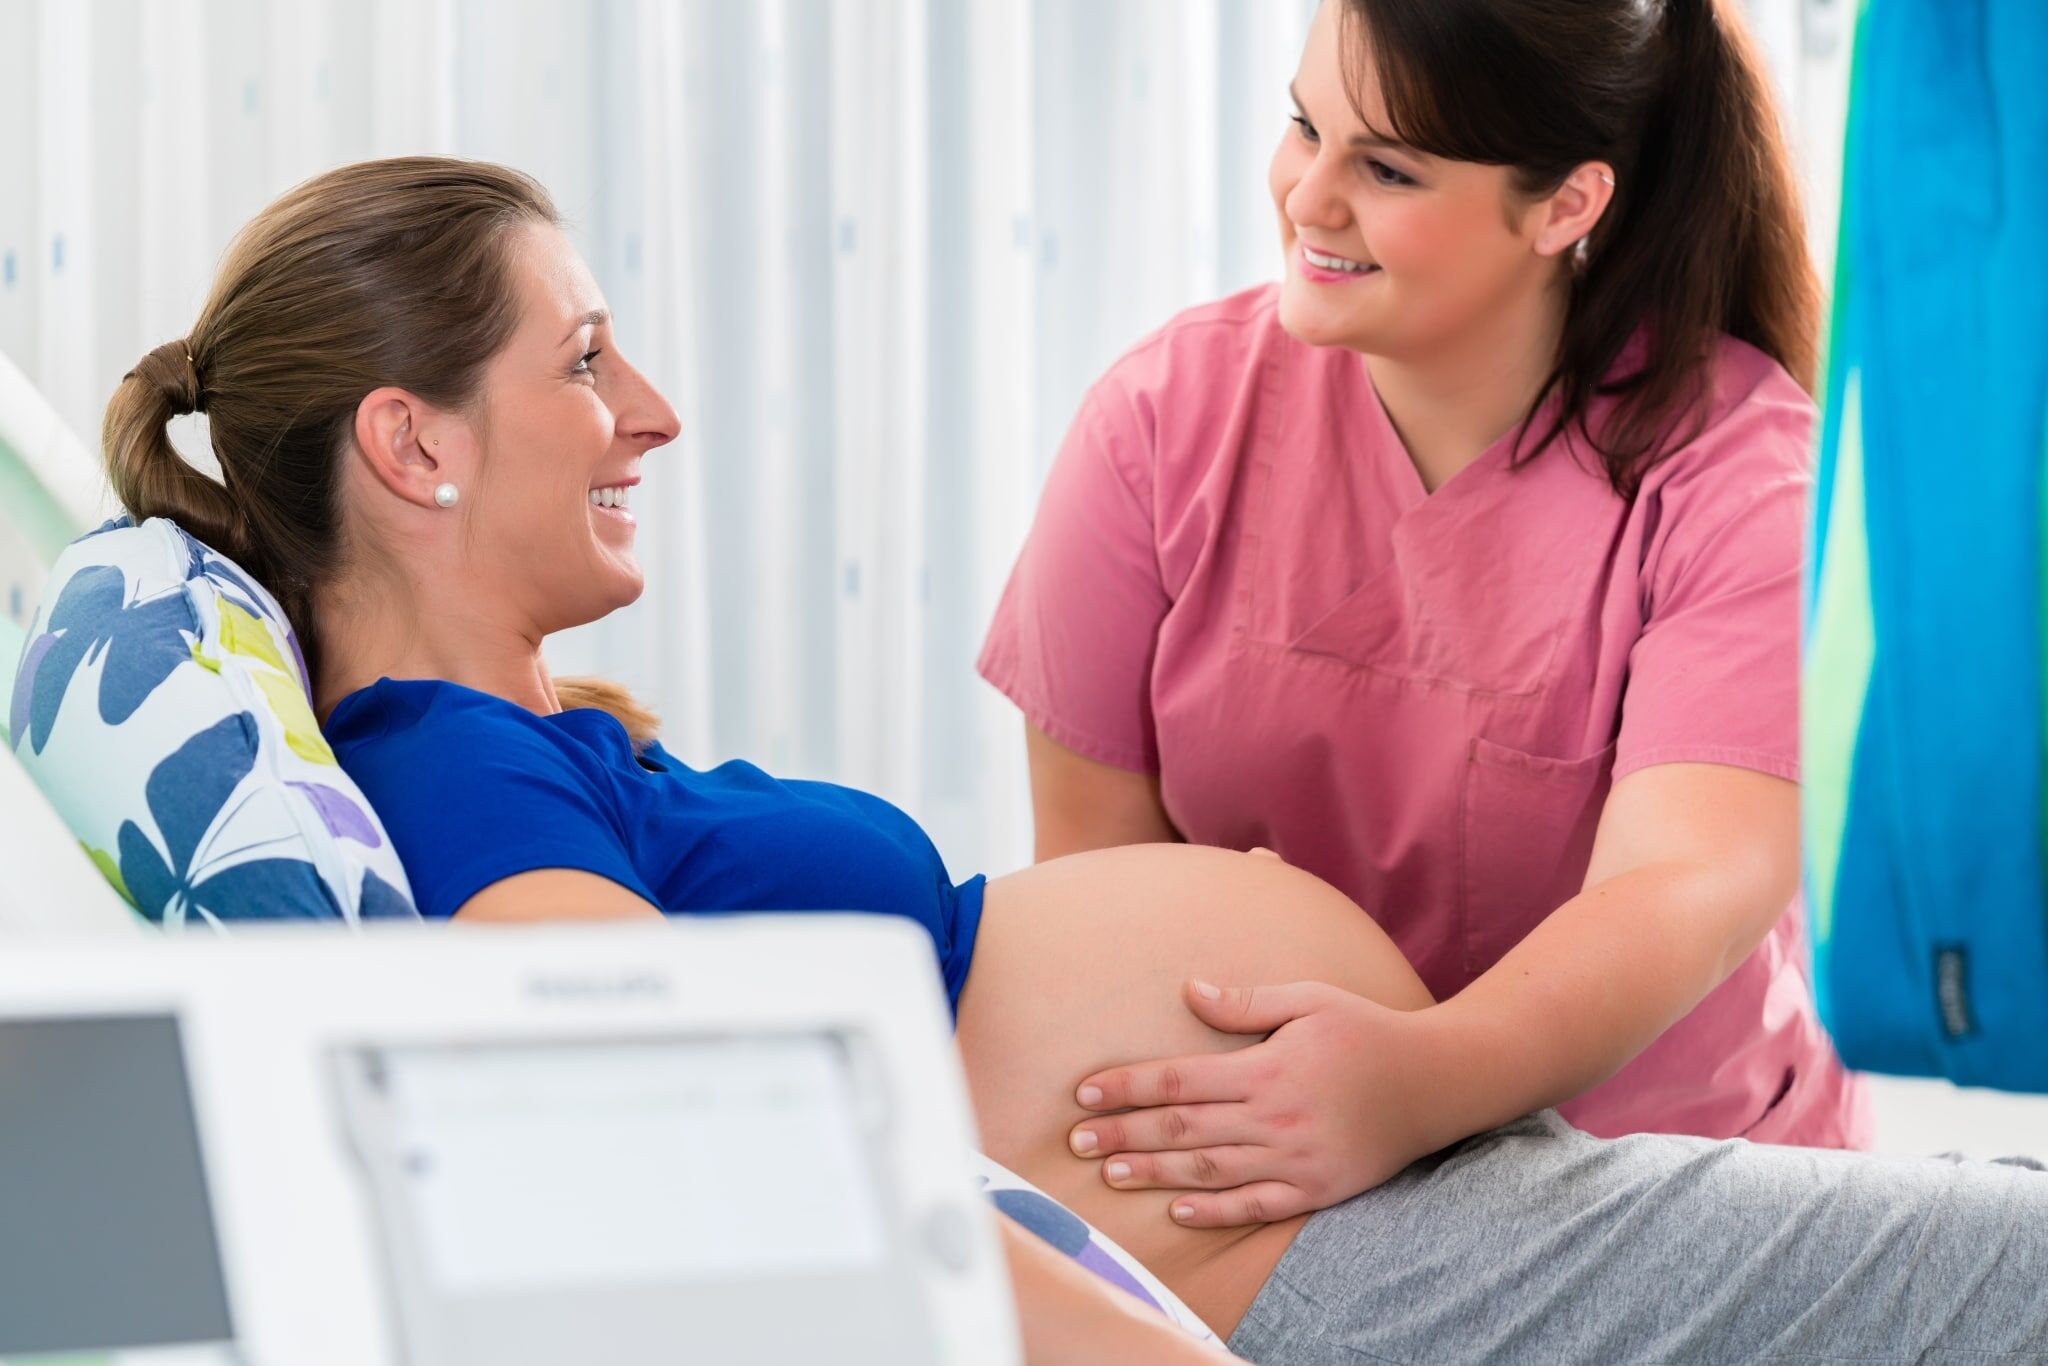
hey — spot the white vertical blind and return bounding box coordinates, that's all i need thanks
[0,0,1835,878]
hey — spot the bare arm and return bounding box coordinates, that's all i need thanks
[1420,761,1798,1145]
[453,868,665,923]
[1025,722,1178,862]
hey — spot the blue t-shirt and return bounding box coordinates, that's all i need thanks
[326,678,984,1011]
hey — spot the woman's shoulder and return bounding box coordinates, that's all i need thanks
[1704,333,1816,432]
[1080,283,1349,500]
[325,677,592,777]
[329,676,514,744]
[1617,336,1818,592]
[1634,334,1818,503]
[1095,282,1301,403]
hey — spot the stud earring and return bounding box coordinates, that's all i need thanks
[433,483,460,508]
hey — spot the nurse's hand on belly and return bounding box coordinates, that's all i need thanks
[1068,977,1453,1228]
[1073,764,1804,1227]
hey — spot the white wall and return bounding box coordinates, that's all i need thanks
[4,0,2043,1151]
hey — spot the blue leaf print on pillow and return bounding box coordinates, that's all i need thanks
[183,856,339,923]
[175,527,263,622]
[8,628,53,748]
[173,526,309,685]
[115,713,341,923]
[25,564,193,754]
[81,515,134,540]
[357,868,419,920]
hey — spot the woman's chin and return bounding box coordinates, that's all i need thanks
[602,561,646,610]
[578,545,645,618]
[1277,283,1376,352]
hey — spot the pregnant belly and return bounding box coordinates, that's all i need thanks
[954,843,1434,1339]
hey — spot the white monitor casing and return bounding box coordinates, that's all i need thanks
[0,918,1021,1366]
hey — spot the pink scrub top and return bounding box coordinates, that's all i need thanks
[979,284,1872,1148]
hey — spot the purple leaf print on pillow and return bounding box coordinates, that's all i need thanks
[288,781,382,847]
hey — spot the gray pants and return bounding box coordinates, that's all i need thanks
[1227,1109,2048,1364]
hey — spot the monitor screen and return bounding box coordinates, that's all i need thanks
[364,1033,891,1295]
[0,1013,235,1355]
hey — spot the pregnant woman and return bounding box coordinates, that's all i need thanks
[98,157,2047,1362]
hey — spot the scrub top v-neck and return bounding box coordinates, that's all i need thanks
[980,283,1870,1147]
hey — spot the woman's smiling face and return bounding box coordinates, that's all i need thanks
[1269,1,1562,360]
[460,224,681,635]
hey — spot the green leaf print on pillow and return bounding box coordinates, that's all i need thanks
[217,598,289,677]
[81,841,138,909]
[254,669,337,765]
[216,597,335,765]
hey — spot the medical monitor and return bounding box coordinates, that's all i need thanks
[0,1013,236,1359]
[0,919,1017,1365]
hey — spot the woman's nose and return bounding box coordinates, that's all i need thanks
[1284,155,1349,233]
[620,364,682,450]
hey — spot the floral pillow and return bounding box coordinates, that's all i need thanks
[9,517,417,927]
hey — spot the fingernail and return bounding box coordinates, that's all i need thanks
[1172,1204,1195,1221]
[1078,1085,1103,1107]
[1071,1129,1098,1155]
[1106,1161,1131,1182]
[1193,980,1221,1000]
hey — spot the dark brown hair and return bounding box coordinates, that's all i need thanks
[1344,0,1819,496]
[103,156,654,743]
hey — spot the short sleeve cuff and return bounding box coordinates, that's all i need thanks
[976,654,1159,774]
[417,844,657,919]
[1611,744,1800,786]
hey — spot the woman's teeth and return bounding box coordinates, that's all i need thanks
[1303,246,1376,273]
[589,484,632,510]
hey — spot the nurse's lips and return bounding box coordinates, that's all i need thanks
[1296,242,1382,285]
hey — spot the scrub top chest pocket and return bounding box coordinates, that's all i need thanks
[1457,737,1616,978]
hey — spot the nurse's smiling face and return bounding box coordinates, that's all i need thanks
[1269,1,1577,359]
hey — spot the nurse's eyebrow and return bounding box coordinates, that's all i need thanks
[1288,81,1415,155]
[559,309,609,345]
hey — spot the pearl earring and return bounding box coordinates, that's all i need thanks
[433,483,460,508]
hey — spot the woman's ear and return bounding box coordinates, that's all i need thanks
[352,388,452,510]
[1532,161,1617,261]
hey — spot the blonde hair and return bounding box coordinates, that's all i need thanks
[556,677,661,751]
[104,156,658,749]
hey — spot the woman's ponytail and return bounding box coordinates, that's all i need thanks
[103,339,250,563]
[1637,0,1818,390]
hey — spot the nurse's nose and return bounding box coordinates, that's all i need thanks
[1284,150,1351,235]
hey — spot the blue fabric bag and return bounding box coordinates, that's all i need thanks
[1805,0,2048,1090]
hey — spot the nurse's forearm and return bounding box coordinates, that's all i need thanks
[1412,862,1778,1145]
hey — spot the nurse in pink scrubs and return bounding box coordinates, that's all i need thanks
[980,0,1873,1229]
